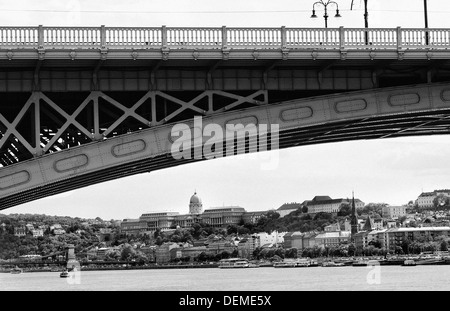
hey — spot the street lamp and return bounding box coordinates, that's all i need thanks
[311,0,341,28]
[350,0,369,45]
[424,0,429,45]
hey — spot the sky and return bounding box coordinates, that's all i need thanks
[2,0,450,220]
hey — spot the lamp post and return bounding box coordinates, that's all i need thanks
[350,0,369,45]
[424,0,429,45]
[310,0,341,28]
[363,0,368,45]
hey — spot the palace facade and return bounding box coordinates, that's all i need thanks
[120,192,268,236]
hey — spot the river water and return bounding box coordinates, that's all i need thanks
[1,265,450,291]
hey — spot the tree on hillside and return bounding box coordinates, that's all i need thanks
[433,194,450,210]
[347,243,356,257]
[441,240,448,252]
[266,210,280,220]
[121,244,137,261]
[226,224,238,235]
[313,212,333,221]
[301,206,308,214]
[337,203,351,217]
[153,228,162,239]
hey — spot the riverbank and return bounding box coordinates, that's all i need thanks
[0,263,220,273]
[3,255,450,273]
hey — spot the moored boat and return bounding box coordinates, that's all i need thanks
[218,258,250,269]
[415,256,444,265]
[352,260,368,267]
[308,260,319,267]
[273,261,297,268]
[248,262,260,268]
[60,269,70,277]
[322,261,345,267]
[295,259,310,267]
[402,259,416,266]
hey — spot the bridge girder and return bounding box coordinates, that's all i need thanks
[0,89,268,165]
[1,82,450,209]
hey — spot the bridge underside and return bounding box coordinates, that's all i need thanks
[1,57,450,165]
[1,81,450,210]
[2,107,450,210]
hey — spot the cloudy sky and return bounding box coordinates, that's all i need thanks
[2,0,450,220]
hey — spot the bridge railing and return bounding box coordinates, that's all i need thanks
[402,28,450,47]
[227,27,282,48]
[0,27,39,48]
[105,26,162,48]
[285,28,340,48]
[166,27,222,48]
[344,28,398,48]
[42,26,102,48]
[0,25,449,50]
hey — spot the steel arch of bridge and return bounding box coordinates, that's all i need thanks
[1,82,450,209]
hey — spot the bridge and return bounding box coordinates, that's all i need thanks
[1,25,450,210]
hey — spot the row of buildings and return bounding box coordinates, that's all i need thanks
[285,225,450,252]
[114,220,450,263]
[5,222,116,241]
[5,223,48,237]
[275,196,365,217]
[120,191,414,238]
[121,192,269,235]
[278,197,407,220]
[120,192,370,236]
[278,188,450,218]
[416,189,450,209]
[86,231,288,263]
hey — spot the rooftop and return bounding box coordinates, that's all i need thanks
[277,203,302,211]
[387,226,450,232]
[315,231,351,238]
[141,212,180,217]
[203,206,246,213]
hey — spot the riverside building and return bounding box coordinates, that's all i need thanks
[120,191,267,236]
[304,195,364,215]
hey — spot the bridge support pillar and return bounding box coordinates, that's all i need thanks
[66,244,79,270]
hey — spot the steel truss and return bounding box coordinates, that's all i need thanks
[0,90,267,166]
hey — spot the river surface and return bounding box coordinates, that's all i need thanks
[1,265,450,291]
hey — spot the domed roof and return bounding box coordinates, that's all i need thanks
[190,192,202,204]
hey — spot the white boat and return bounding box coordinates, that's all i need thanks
[322,261,345,267]
[295,259,310,267]
[415,256,443,265]
[218,258,249,269]
[60,270,70,278]
[273,261,297,268]
[308,260,319,267]
[352,260,368,267]
[402,259,416,266]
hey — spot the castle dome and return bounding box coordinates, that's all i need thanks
[189,191,203,214]
[190,192,202,204]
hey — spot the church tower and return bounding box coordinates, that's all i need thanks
[350,192,358,239]
[189,191,203,214]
